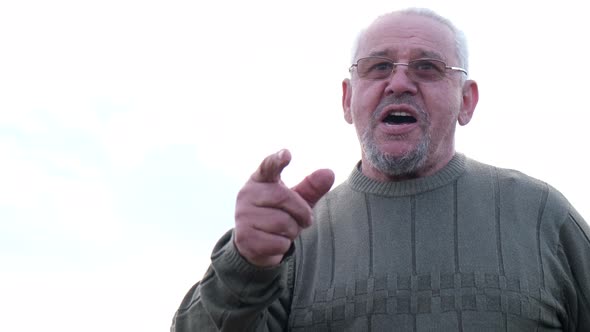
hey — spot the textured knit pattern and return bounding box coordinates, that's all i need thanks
[170,154,590,331]
[289,154,590,331]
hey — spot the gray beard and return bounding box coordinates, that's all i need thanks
[360,93,431,178]
[361,128,430,178]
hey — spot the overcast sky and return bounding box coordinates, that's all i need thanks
[1,0,589,331]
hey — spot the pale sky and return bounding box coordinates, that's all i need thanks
[1,1,589,331]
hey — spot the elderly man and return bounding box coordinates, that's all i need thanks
[171,8,590,331]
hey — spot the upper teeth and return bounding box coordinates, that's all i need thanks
[390,111,411,116]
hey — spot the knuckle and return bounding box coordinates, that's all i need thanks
[236,183,291,208]
[236,184,254,201]
[234,207,249,223]
[277,219,301,240]
[271,187,292,205]
[233,225,248,246]
[293,207,312,228]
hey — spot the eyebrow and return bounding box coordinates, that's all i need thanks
[415,50,444,60]
[366,49,445,61]
[368,50,392,57]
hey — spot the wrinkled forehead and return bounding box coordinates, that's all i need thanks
[356,13,457,63]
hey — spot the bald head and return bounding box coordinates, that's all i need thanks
[351,8,469,76]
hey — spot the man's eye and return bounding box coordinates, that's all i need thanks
[370,62,393,72]
[412,60,440,72]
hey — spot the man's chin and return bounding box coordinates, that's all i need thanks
[376,145,418,159]
[365,143,429,177]
[361,129,431,178]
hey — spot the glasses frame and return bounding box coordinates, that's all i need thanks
[349,56,468,81]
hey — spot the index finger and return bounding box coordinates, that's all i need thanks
[251,149,291,183]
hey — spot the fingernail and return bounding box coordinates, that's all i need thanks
[277,149,285,159]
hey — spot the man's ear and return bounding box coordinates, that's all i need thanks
[342,78,353,124]
[458,80,479,126]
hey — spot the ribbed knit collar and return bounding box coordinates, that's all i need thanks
[347,153,466,197]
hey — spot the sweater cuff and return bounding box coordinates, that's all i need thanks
[210,229,290,303]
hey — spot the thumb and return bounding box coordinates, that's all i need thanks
[292,168,335,207]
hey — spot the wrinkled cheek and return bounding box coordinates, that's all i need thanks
[353,84,382,109]
[428,117,458,148]
[349,106,370,132]
[350,86,385,132]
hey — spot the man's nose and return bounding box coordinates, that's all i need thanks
[384,65,418,96]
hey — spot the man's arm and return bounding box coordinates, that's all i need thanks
[170,230,294,331]
[559,209,590,331]
[171,150,334,331]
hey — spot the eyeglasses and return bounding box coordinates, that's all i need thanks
[349,56,467,82]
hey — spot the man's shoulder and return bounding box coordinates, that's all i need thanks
[464,156,572,213]
[464,156,547,190]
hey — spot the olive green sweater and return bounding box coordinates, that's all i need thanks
[171,154,590,331]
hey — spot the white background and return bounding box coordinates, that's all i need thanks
[1,0,588,331]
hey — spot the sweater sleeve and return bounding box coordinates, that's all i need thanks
[558,209,590,332]
[170,229,294,332]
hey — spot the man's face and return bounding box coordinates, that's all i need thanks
[342,13,478,181]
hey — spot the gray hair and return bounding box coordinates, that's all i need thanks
[351,8,470,77]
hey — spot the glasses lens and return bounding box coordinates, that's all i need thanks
[356,57,394,79]
[408,59,446,81]
[354,57,449,81]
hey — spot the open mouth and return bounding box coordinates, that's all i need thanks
[383,111,417,125]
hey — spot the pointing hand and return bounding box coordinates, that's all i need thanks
[234,149,335,267]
